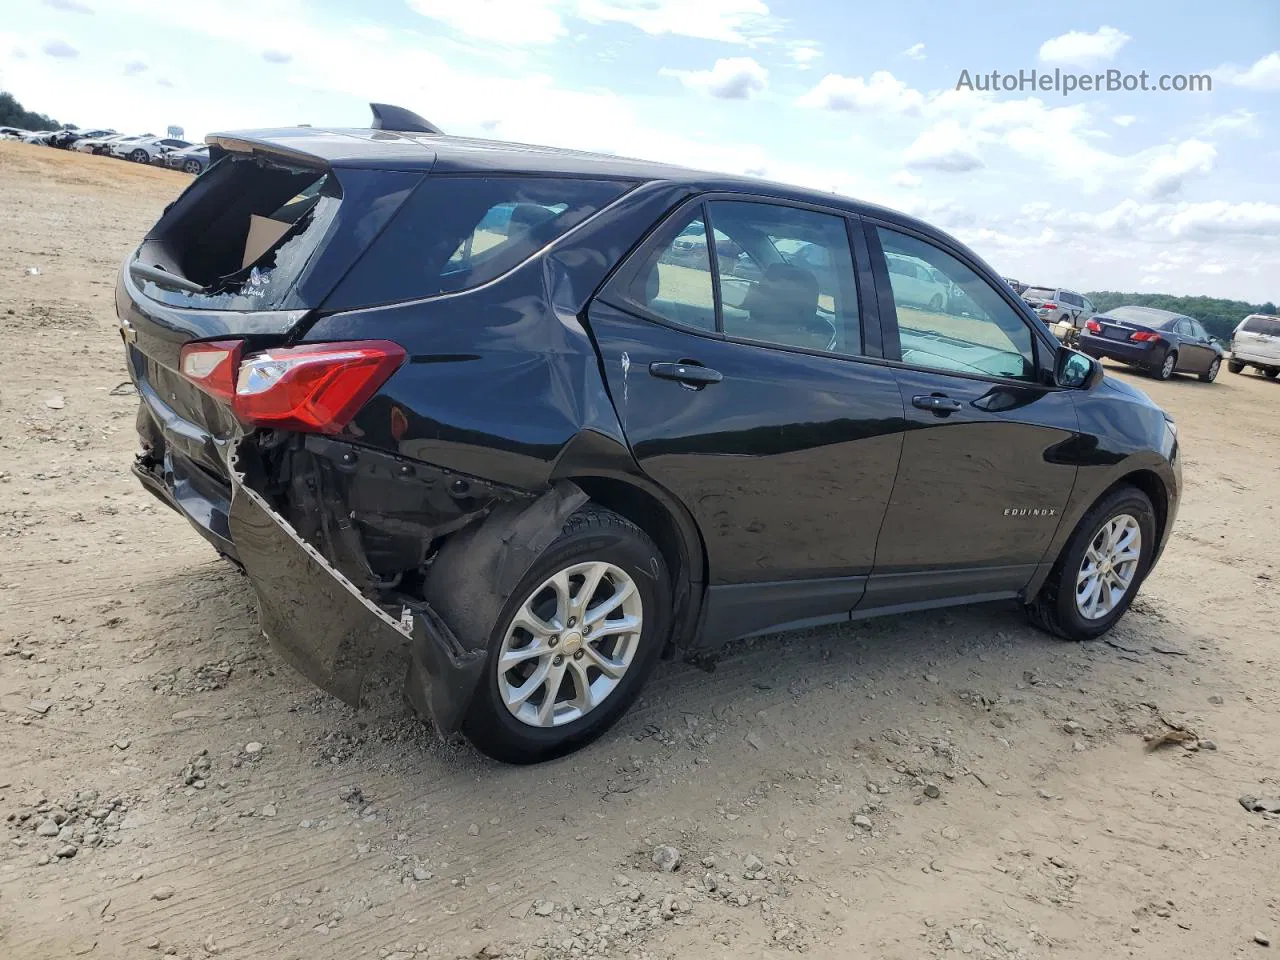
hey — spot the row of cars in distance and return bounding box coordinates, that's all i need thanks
[1003,277,1278,384]
[1,126,210,174]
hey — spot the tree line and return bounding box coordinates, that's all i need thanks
[1087,291,1276,343]
[0,91,65,132]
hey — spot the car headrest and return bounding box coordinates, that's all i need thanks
[744,263,820,326]
[508,203,555,235]
[643,265,661,304]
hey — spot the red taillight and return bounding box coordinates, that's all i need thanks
[233,341,406,434]
[179,339,242,403]
[1085,319,1102,334]
[1040,302,1057,310]
[1130,330,1162,343]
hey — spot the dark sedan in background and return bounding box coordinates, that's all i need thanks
[1080,305,1223,382]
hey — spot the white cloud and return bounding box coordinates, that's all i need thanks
[42,38,79,58]
[1136,139,1216,198]
[797,71,924,114]
[1038,26,1130,66]
[578,0,773,44]
[261,49,292,64]
[902,42,925,60]
[405,0,775,46]
[1199,108,1259,137]
[661,57,767,99]
[1220,51,1280,90]
[44,0,94,12]
[1197,262,1228,275]
[789,43,821,68]
[122,59,148,76]
[903,123,984,173]
[1112,114,1136,127]
[1165,200,1280,239]
[407,0,567,46]
[891,170,921,188]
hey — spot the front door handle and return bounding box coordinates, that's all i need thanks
[912,394,963,414]
[649,361,723,387]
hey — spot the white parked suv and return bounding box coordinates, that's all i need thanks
[1228,314,1280,378]
[109,135,191,163]
[1021,287,1094,340]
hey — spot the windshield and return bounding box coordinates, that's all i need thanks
[1105,306,1171,326]
[1022,287,1056,300]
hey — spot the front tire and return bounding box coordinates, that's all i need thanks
[928,293,944,311]
[1199,357,1221,382]
[129,148,148,163]
[1026,485,1156,641]
[1228,359,1245,374]
[462,507,670,764]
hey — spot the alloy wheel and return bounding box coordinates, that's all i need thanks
[1206,359,1220,381]
[1075,514,1142,620]
[1161,354,1175,379]
[497,561,643,728]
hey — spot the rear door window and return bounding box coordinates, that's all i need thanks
[328,176,630,309]
[610,209,718,333]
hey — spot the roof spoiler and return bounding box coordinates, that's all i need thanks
[370,103,443,135]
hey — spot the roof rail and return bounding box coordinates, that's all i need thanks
[369,103,443,135]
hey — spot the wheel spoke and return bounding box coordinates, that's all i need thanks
[585,579,637,626]
[584,643,626,679]
[566,659,597,712]
[506,660,551,708]
[574,563,610,617]
[498,642,546,673]
[548,569,573,629]
[511,610,557,639]
[535,663,567,726]
[587,613,641,640]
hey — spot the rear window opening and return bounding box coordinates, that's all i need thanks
[1242,316,1280,336]
[134,156,343,312]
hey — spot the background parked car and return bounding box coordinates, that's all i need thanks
[1003,277,1028,296]
[50,128,115,149]
[1,126,34,140]
[110,135,188,163]
[163,143,210,175]
[1228,313,1280,378]
[1022,286,1095,337]
[885,251,953,311]
[1080,305,1223,382]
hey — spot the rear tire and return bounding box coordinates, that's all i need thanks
[1025,485,1157,642]
[129,149,147,163]
[462,506,671,764]
[1266,368,1279,380]
[1199,357,1221,382]
[1228,359,1245,374]
[1151,349,1177,381]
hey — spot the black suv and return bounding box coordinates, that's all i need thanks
[118,106,1180,763]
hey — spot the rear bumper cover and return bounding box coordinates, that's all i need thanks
[1230,349,1280,367]
[1079,334,1157,367]
[131,381,584,734]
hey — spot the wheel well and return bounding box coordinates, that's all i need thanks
[1112,469,1169,544]
[569,476,706,644]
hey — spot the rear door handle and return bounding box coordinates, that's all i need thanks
[649,361,723,387]
[912,394,963,414]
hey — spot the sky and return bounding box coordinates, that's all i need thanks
[3,0,1278,302]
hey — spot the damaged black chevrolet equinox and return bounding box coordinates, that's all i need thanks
[119,105,1180,763]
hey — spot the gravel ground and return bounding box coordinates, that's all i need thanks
[1,140,1278,960]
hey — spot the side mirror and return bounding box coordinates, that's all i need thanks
[1056,346,1102,389]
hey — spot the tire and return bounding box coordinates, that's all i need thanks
[1228,359,1245,374]
[1199,357,1221,382]
[1265,368,1279,380]
[928,293,944,311]
[1025,485,1157,642]
[462,506,671,764]
[183,160,202,175]
[1151,349,1177,381]
[129,149,148,163]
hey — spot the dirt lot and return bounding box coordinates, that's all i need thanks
[1,140,1278,960]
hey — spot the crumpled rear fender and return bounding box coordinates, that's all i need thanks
[227,438,586,734]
